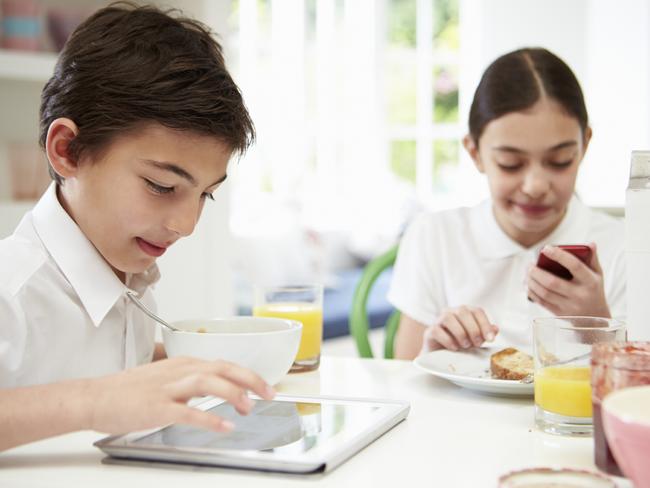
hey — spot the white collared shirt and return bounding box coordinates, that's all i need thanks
[388,196,626,349]
[0,183,160,387]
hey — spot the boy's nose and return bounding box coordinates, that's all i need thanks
[165,204,199,237]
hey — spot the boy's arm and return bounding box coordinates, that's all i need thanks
[0,379,92,451]
[0,357,275,452]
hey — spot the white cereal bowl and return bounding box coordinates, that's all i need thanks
[162,317,302,386]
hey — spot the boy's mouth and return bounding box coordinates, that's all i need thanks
[136,237,167,258]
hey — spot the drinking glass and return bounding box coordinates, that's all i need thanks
[253,285,323,372]
[532,317,625,436]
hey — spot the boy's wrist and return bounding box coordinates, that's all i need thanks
[67,378,99,432]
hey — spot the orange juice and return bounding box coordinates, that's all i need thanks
[253,303,323,361]
[534,366,592,417]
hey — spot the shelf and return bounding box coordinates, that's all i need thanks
[0,50,58,83]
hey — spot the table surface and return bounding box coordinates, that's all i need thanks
[0,356,631,488]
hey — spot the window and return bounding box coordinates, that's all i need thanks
[227,0,461,240]
[386,0,461,205]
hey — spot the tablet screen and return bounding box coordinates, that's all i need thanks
[133,400,380,454]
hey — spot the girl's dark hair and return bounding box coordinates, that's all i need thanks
[40,2,255,184]
[468,48,588,145]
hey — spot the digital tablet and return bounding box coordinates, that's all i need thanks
[94,394,409,474]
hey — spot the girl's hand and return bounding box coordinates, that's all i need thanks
[421,306,499,353]
[527,243,610,317]
[84,356,275,435]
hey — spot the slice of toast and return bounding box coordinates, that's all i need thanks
[490,347,534,380]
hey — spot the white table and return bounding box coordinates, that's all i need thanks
[0,357,631,487]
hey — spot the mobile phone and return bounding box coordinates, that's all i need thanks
[536,244,593,280]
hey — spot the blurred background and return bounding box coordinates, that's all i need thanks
[0,0,648,340]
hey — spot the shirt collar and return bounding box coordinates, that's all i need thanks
[31,183,160,327]
[543,195,591,247]
[472,195,590,260]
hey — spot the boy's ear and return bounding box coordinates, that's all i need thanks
[462,134,484,173]
[46,118,80,179]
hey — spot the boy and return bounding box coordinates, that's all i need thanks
[0,3,274,451]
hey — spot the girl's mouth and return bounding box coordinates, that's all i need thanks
[514,202,551,217]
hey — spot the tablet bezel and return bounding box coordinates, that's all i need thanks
[94,394,410,474]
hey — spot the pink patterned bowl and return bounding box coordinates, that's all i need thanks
[498,467,615,487]
[603,385,650,488]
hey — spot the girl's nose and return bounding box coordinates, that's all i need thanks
[521,168,550,199]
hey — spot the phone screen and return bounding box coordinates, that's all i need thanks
[536,245,592,280]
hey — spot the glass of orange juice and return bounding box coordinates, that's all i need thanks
[533,317,625,436]
[253,285,323,372]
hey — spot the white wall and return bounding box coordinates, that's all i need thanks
[583,0,650,206]
[458,0,650,207]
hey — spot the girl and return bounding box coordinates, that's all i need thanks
[388,48,625,359]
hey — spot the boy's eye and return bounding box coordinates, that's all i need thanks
[202,191,215,201]
[144,179,174,194]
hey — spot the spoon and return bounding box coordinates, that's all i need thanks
[519,351,593,384]
[126,289,181,332]
[553,351,592,366]
[540,350,592,368]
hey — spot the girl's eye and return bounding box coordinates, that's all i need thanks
[497,164,522,173]
[145,179,174,194]
[202,191,215,201]
[548,160,573,169]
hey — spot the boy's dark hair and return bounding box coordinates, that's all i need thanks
[40,2,255,184]
[468,47,588,145]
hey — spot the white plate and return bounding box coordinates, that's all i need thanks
[413,346,534,397]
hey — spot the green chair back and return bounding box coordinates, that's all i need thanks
[349,245,400,358]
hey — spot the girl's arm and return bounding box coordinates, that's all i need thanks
[395,309,499,360]
[394,314,426,359]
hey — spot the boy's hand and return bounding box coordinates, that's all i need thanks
[421,306,499,353]
[84,357,275,434]
[527,243,610,318]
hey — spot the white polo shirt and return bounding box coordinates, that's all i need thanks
[388,196,626,349]
[0,183,159,387]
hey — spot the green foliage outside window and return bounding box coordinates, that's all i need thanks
[433,65,458,123]
[390,140,416,184]
[433,139,459,190]
[388,0,416,47]
[387,54,417,125]
[434,0,459,50]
